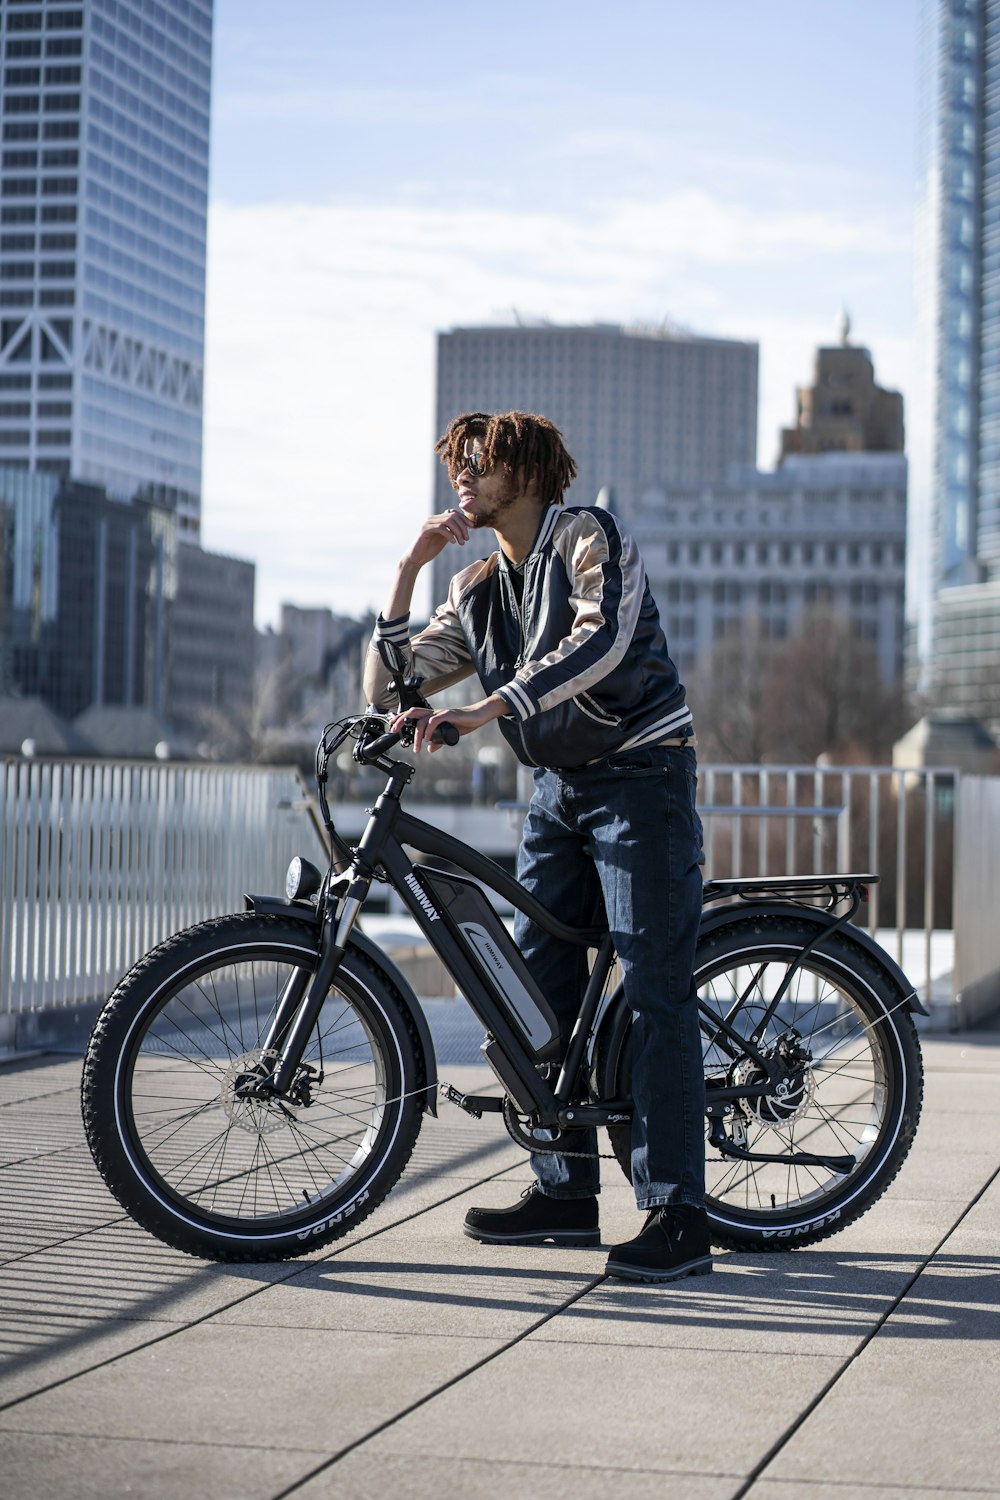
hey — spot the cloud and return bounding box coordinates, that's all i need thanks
[202,190,912,627]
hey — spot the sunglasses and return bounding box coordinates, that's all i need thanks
[458,447,487,477]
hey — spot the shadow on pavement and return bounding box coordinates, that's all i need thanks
[4,1236,997,1407]
[241,1248,1000,1339]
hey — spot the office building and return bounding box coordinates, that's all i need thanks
[631,453,908,687]
[779,318,904,462]
[0,461,254,739]
[0,0,213,536]
[256,604,371,746]
[432,321,758,599]
[0,463,59,697]
[931,581,1000,730]
[0,463,173,719]
[168,541,255,734]
[910,0,1000,709]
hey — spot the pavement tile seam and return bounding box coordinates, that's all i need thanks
[0,1142,522,1272]
[340,1449,747,1483]
[528,1331,848,1362]
[0,1087,82,1110]
[0,1424,334,1458]
[0,1150,91,1171]
[263,1276,606,1500]
[724,1164,1000,1500]
[0,1156,527,1415]
[748,1484,1000,1496]
[0,1217,135,1269]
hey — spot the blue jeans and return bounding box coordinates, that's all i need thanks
[514,744,706,1212]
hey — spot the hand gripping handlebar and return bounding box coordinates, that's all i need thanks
[359,719,459,762]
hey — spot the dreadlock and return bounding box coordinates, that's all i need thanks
[435,411,578,506]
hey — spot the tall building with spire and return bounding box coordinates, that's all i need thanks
[778,314,904,464]
[910,0,1000,722]
[0,0,213,538]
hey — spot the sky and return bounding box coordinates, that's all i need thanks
[200,0,921,628]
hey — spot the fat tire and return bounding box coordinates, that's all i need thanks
[82,912,425,1261]
[603,914,923,1251]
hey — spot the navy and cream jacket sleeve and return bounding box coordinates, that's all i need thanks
[364,505,693,770]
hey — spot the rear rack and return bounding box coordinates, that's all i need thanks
[702,873,879,909]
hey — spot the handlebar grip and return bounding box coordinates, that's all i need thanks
[361,720,459,762]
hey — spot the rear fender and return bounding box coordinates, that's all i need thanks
[697,900,926,1015]
[244,894,439,1114]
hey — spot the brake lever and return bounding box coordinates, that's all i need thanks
[383,667,460,747]
[359,719,459,763]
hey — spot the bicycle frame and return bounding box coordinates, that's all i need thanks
[259,755,619,1127]
[247,741,919,1158]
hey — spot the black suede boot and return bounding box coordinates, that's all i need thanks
[463,1184,600,1246]
[605,1204,713,1282]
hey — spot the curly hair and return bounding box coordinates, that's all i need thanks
[435,410,578,506]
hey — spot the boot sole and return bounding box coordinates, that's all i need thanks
[604,1254,713,1283]
[463,1225,601,1247]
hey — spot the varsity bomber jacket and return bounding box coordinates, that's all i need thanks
[364,504,694,770]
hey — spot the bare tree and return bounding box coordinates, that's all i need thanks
[687,608,911,766]
[686,616,775,763]
[763,608,909,763]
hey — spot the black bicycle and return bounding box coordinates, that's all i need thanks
[82,678,925,1263]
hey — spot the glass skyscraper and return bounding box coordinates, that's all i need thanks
[0,0,212,538]
[912,0,1000,709]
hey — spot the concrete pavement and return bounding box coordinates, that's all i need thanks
[1,1017,999,1500]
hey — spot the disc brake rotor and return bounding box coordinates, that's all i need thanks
[733,1055,816,1129]
[219,1049,285,1135]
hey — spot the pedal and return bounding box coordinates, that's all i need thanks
[441,1083,504,1118]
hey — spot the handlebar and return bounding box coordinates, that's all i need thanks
[359,717,461,762]
[314,702,460,861]
[360,719,459,761]
[314,664,460,843]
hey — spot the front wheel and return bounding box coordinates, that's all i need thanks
[82,913,425,1261]
[603,914,923,1251]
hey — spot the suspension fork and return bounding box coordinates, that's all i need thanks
[261,872,370,1095]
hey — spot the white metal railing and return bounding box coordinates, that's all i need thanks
[953,774,1000,1027]
[697,764,962,1012]
[505,763,964,1015]
[0,758,327,1018]
[1,757,990,1029]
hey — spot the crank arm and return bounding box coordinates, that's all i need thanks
[555,1101,632,1128]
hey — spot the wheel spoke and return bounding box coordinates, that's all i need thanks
[697,928,911,1230]
[99,927,417,1236]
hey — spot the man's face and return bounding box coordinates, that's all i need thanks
[453,435,521,530]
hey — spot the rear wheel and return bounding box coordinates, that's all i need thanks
[603,914,923,1250]
[82,913,425,1261]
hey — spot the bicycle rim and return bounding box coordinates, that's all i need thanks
[698,935,904,1228]
[115,938,404,1235]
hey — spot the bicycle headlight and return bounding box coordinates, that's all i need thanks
[285,856,322,901]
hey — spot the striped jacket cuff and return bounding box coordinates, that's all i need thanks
[496,679,538,722]
[375,612,410,643]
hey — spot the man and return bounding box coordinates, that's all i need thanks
[363,410,709,1283]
